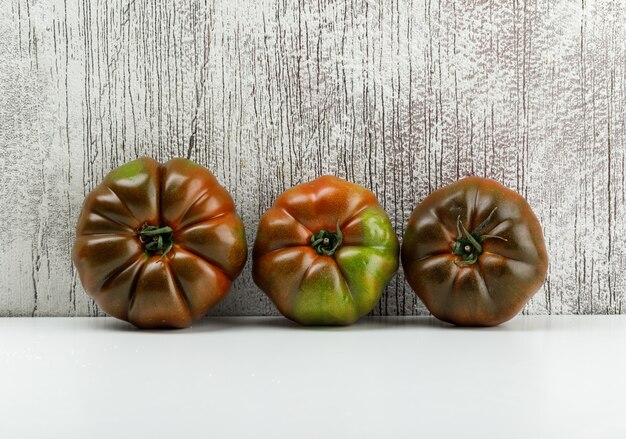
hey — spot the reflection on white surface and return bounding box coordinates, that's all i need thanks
[0,316,625,438]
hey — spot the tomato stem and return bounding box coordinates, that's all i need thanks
[311,220,343,256]
[452,207,507,265]
[138,225,174,259]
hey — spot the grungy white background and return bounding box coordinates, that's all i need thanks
[0,0,624,316]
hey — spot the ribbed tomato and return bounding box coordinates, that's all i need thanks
[401,177,548,326]
[72,157,247,328]
[252,176,399,325]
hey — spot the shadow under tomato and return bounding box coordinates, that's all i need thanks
[245,315,449,331]
[89,316,239,334]
[88,314,562,333]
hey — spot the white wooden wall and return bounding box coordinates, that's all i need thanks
[0,0,624,317]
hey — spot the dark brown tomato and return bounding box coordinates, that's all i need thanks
[72,157,247,329]
[401,177,548,326]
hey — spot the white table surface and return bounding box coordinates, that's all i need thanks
[1,316,625,439]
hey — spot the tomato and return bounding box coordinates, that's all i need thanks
[252,176,399,325]
[401,177,548,326]
[72,157,247,329]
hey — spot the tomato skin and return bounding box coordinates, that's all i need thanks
[253,176,399,325]
[72,157,247,329]
[401,177,548,326]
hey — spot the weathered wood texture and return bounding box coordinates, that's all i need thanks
[0,0,624,317]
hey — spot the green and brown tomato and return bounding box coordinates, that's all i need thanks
[401,176,548,326]
[72,157,247,329]
[252,176,399,325]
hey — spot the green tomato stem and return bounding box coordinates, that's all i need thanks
[452,207,507,266]
[311,220,343,256]
[138,225,175,258]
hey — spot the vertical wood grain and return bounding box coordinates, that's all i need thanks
[0,0,624,316]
